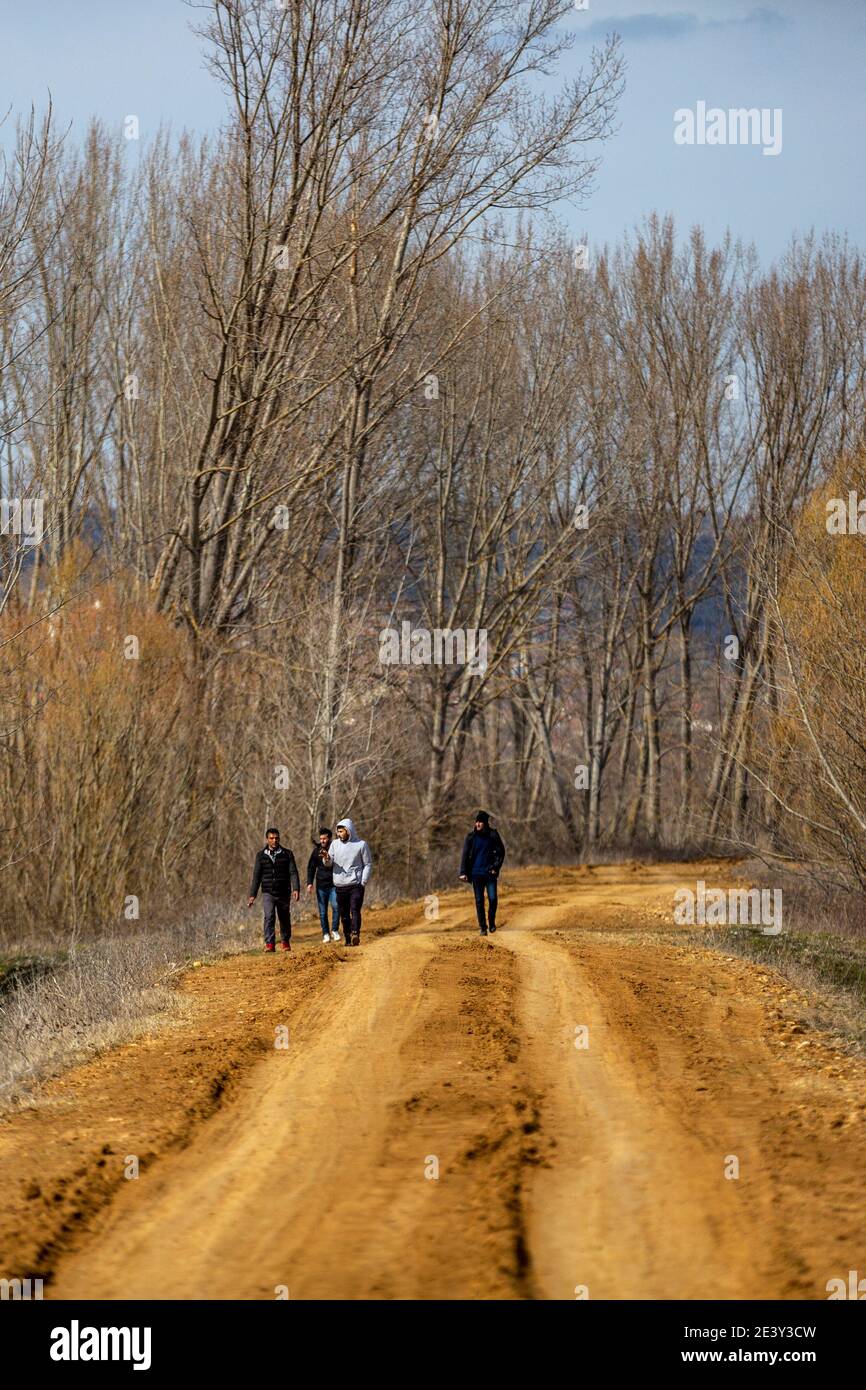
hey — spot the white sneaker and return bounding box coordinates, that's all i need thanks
[322,934,330,944]
[331,931,341,942]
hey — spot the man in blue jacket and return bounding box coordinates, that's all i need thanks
[459,810,506,936]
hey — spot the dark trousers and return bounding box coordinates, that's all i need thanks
[335,884,365,939]
[316,884,339,936]
[262,892,292,945]
[472,874,497,930]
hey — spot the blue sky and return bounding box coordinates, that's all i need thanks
[569,0,866,260]
[2,0,864,262]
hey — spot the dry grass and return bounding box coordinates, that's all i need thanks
[698,923,866,1053]
[0,902,248,1109]
[688,860,866,1049]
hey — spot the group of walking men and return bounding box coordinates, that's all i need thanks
[248,818,371,951]
[248,810,505,951]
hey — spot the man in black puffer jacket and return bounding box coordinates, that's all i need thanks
[248,827,301,952]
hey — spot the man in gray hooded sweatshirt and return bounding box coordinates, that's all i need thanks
[323,817,373,946]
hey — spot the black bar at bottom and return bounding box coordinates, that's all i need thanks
[2,1297,859,1376]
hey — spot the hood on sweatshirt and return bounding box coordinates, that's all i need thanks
[335,817,359,841]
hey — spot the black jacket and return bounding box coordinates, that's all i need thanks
[306,845,334,889]
[460,827,506,878]
[249,845,300,899]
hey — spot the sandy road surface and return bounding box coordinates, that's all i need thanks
[2,864,864,1299]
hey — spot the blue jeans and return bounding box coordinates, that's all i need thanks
[472,874,497,930]
[316,884,339,936]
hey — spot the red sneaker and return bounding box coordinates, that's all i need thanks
[280,941,292,952]
[264,942,275,952]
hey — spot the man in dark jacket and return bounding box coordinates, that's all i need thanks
[459,810,506,936]
[248,827,301,952]
[306,827,340,943]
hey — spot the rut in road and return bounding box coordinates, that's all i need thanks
[13,869,866,1299]
[49,904,543,1300]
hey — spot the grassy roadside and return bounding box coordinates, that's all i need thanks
[697,926,866,1052]
[0,908,249,1110]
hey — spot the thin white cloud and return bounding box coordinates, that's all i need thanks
[581,8,790,43]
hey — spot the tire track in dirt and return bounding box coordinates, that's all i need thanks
[547,933,866,1298]
[498,923,866,1299]
[47,914,541,1299]
[501,928,769,1298]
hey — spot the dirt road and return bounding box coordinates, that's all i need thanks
[2,864,864,1299]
